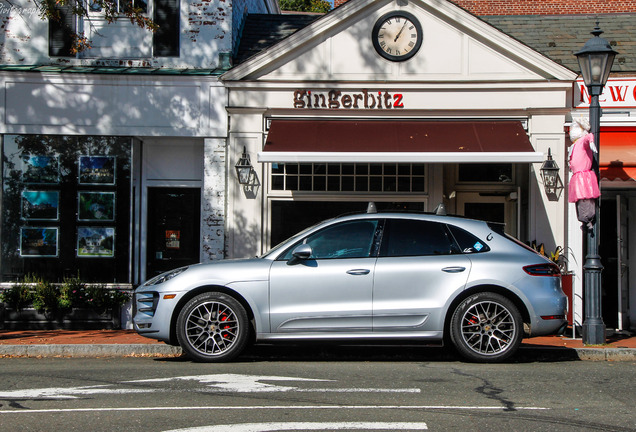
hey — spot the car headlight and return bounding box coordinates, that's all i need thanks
[144,266,188,286]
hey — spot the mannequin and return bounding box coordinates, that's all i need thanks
[568,117,599,230]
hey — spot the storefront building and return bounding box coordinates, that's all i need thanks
[0,0,279,291]
[222,0,576,266]
[2,0,634,334]
[224,0,636,333]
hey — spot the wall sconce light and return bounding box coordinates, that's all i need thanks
[235,147,254,185]
[540,148,560,196]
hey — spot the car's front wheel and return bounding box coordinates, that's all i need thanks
[450,292,522,362]
[176,292,249,362]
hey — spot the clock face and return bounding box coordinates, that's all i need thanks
[372,11,423,62]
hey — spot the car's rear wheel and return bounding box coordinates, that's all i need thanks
[450,292,522,362]
[176,292,249,362]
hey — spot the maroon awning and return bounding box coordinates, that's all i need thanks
[259,120,540,163]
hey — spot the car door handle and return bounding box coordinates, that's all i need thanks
[442,266,466,273]
[346,269,371,275]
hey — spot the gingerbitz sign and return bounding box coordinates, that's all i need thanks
[575,78,636,109]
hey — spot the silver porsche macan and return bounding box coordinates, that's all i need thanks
[133,212,568,363]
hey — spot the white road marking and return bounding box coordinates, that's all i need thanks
[0,385,154,400]
[126,374,330,392]
[0,374,419,400]
[296,388,420,393]
[163,422,429,431]
[0,404,550,414]
[125,374,420,393]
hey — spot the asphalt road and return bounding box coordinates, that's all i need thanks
[1,352,635,432]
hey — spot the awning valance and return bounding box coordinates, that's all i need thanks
[259,120,541,163]
[600,127,636,182]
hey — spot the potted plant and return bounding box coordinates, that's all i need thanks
[531,242,573,325]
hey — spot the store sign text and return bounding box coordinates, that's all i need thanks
[293,90,405,109]
[576,78,636,108]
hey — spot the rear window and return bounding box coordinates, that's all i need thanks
[504,233,544,256]
[486,222,543,257]
[447,225,490,253]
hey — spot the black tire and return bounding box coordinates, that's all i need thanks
[176,292,249,362]
[450,292,523,363]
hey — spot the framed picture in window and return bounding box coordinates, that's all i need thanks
[21,155,60,184]
[78,191,115,221]
[77,227,115,258]
[78,155,116,185]
[21,190,59,221]
[20,227,59,257]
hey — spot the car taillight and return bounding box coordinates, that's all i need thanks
[541,315,565,320]
[523,263,561,276]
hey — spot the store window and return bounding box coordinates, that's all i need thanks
[1,135,132,282]
[271,163,426,192]
[458,164,513,183]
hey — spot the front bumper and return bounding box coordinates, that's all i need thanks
[133,288,184,343]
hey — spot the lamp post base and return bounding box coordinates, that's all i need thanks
[582,319,606,345]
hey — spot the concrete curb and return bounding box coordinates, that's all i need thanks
[0,344,183,358]
[1,343,635,361]
[516,346,636,362]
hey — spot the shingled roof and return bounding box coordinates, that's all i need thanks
[234,12,636,74]
[234,14,321,64]
[481,14,636,73]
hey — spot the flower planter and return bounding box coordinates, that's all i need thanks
[0,305,120,330]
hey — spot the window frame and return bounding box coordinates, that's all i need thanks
[378,218,462,258]
[269,162,428,195]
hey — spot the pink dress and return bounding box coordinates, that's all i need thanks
[568,133,600,203]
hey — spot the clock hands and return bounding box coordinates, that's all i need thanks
[394,21,408,42]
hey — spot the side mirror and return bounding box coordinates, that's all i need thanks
[288,244,312,264]
[292,244,312,260]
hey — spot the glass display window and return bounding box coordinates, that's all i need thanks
[1,135,132,282]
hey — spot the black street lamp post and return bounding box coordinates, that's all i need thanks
[574,24,617,345]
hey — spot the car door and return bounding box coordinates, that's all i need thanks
[269,219,380,333]
[373,218,472,332]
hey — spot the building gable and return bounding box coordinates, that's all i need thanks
[224,0,577,82]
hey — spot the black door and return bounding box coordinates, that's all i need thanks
[146,187,201,278]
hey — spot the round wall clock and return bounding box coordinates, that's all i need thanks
[372,11,423,62]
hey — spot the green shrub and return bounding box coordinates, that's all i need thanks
[83,284,131,314]
[31,278,60,315]
[0,275,35,311]
[59,275,86,309]
[0,274,131,315]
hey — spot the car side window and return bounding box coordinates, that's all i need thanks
[379,219,460,257]
[447,225,491,253]
[281,220,380,260]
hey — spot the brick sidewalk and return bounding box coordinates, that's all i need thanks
[1,329,634,348]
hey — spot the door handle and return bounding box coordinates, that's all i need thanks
[442,266,466,273]
[346,269,371,275]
